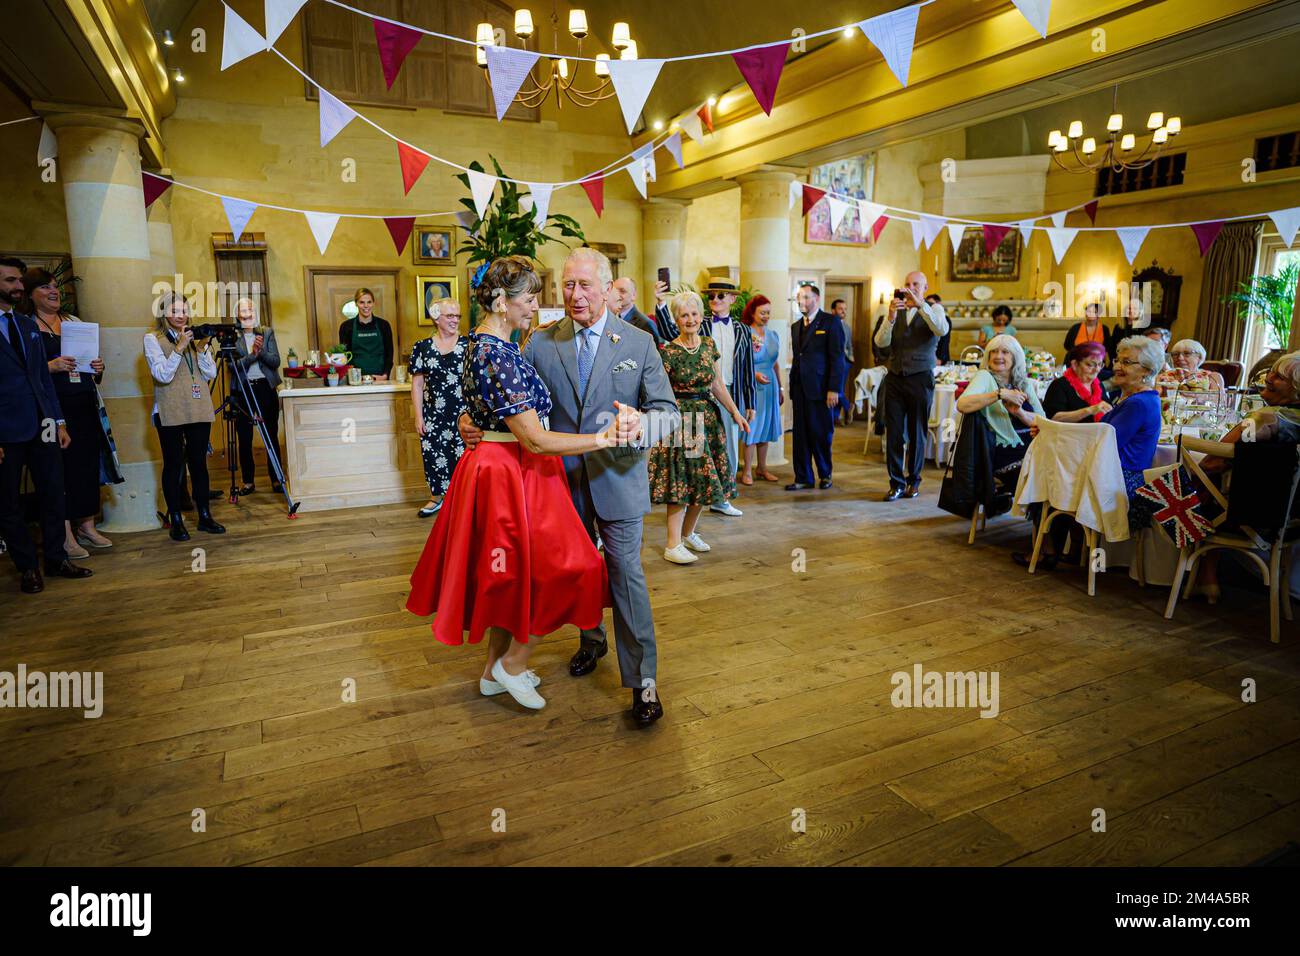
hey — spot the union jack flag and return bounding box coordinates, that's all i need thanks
[1132,466,1214,548]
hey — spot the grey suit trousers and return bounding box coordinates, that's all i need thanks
[573,470,656,688]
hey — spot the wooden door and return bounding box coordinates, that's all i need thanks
[306,268,401,357]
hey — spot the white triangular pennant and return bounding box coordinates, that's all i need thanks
[789,179,804,211]
[1114,226,1150,265]
[304,211,340,255]
[221,196,258,242]
[858,201,886,229]
[467,169,497,218]
[264,0,308,46]
[626,159,648,199]
[827,196,852,232]
[910,219,926,250]
[857,5,921,86]
[36,122,57,165]
[1012,0,1052,38]
[680,110,705,145]
[220,2,265,71]
[920,214,946,248]
[946,223,968,251]
[318,89,357,147]
[1046,226,1077,264]
[665,132,684,169]
[1051,209,1067,228]
[1018,219,1037,246]
[1269,208,1300,248]
[525,183,553,224]
[607,58,665,134]
[485,46,541,122]
[634,143,657,183]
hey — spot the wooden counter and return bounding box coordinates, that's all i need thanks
[279,380,426,512]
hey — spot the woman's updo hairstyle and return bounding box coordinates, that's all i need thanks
[475,255,542,313]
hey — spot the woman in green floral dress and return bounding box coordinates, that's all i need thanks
[649,291,750,565]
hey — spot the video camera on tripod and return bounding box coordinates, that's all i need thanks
[190,322,242,349]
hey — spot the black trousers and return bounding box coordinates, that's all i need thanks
[155,416,211,515]
[883,370,934,489]
[0,431,67,571]
[59,390,103,520]
[791,391,834,484]
[235,378,282,485]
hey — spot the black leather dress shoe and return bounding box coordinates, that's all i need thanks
[785,482,814,491]
[819,478,833,489]
[44,560,92,579]
[197,511,226,534]
[569,642,607,677]
[883,487,904,501]
[903,484,920,499]
[168,512,190,541]
[631,689,664,727]
[20,569,43,594]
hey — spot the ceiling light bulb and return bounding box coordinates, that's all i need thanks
[706,95,717,107]
[1165,116,1181,135]
[163,29,175,47]
[612,21,631,50]
[1120,133,1136,151]
[1048,129,1063,148]
[594,53,610,77]
[568,9,588,39]
[653,120,663,131]
[1146,111,1164,130]
[1054,139,1068,153]
[619,39,638,60]
[843,27,855,38]
[558,57,569,80]
[1067,120,1083,139]
[1152,127,1168,145]
[172,67,184,83]
[1081,137,1097,155]
[1106,113,1123,132]
[514,10,534,38]
[476,22,494,46]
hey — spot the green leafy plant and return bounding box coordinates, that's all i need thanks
[455,156,585,272]
[1223,261,1299,350]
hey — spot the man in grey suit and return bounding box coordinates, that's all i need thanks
[609,276,659,342]
[461,248,681,727]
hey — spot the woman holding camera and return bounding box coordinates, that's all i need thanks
[232,297,283,495]
[143,293,224,540]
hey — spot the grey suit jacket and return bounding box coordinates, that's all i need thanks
[523,310,680,521]
[234,327,281,388]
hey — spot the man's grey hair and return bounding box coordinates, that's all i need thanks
[566,247,613,288]
[1116,335,1165,385]
[614,276,636,293]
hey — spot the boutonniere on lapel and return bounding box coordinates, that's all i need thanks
[612,359,639,373]
[607,332,621,345]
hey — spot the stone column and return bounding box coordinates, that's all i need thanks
[640,198,690,305]
[737,169,796,466]
[44,111,160,532]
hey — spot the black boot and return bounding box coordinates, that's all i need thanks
[197,508,226,534]
[168,512,190,541]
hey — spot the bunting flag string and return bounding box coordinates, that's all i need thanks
[397,142,430,195]
[1115,226,1149,265]
[265,0,309,47]
[1045,226,1077,263]
[1011,0,1053,39]
[680,110,706,145]
[732,44,790,116]
[1271,208,1300,248]
[304,211,341,254]
[374,18,423,90]
[945,222,967,252]
[467,169,498,218]
[36,122,57,166]
[220,3,265,72]
[523,183,554,224]
[696,102,715,134]
[919,214,946,249]
[608,59,666,134]
[827,195,852,233]
[581,176,605,218]
[664,132,684,170]
[981,224,1012,256]
[221,196,258,243]
[384,216,416,254]
[318,89,358,148]
[1191,221,1225,257]
[857,5,921,87]
[142,173,172,210]
[484,47,541,121]
[871,214,889,243]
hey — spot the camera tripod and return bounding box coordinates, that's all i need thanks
[213,341,300,518]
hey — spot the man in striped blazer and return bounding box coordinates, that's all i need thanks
[654,279,755,516]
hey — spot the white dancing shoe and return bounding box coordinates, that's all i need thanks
[683,533,711,552]
[663,543,698,564]
[480,669,542,697]
[490,659,546,710]
[710,502,743,516]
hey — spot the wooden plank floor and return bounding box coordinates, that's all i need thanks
[2,423,1298,866]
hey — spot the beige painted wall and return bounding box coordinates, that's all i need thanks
[0,84,70,256]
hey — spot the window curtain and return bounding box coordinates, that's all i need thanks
[1193,219,1263,361]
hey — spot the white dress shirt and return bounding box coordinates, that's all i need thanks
[143,329,218,416]
[575,310,608,366]
[711,311,735,387]
[873,299,949,347]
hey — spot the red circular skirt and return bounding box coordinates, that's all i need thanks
[406,439,610,646]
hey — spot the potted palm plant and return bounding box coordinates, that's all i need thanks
[1224,261,1299,383]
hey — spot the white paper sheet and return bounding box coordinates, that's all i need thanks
[59,321,99,374]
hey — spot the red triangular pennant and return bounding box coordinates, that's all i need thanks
[397,142,430,195]
[142,173,172,210]
[697,102,714,134]
[384,216,416,255]
[982,223,1012,256]
[1191,220,1225,256]
[732,43,789,116]
[801,185,826,217]
[871,214,889,243]
[374,18,422,90]
[581,175,604,217]
[1083,200,1099,225]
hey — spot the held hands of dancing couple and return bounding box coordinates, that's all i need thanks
[457,400,644,454]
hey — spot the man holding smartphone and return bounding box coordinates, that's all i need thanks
[874,270,948,500]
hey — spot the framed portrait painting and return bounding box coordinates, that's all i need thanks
[805,154,876,246]
[417,275,459,326]
[413,225,456,265]
[949,226,1021,281]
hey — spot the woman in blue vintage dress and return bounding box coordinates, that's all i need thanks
[741,295,783,484]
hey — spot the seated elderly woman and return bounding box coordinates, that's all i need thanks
[1156,338,1226,394]
[955,333,1043,487]
[1043,342,1112,423]
[1104,335,1165,498]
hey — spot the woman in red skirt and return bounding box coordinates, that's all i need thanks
[407,256,634,710]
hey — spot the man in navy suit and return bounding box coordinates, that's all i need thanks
[0,257,92,593]
[786,283,846,490]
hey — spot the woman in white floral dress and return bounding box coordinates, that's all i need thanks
[409,297,468,517]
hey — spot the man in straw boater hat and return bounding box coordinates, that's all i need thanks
[653,279,755,517]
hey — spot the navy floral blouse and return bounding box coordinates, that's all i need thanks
[462,331,552,432]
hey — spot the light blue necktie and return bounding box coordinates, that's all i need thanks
[577,327,595,398]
